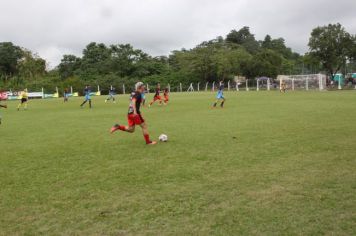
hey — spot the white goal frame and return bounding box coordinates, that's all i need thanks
[277,74,327,91]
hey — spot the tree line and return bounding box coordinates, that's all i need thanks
[1,23,355,93]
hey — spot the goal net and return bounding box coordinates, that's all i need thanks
[277,74,327,91]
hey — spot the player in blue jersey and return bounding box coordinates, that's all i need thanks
[105,87,116,103]
[141,88,147,107]
[80,85,92,108]
[213,81,226,108]
[63,88,69,102]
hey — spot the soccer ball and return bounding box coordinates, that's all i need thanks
[159,134,168,142]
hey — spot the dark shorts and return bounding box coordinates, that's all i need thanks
[128,114,144,127]
[21,98,28,103]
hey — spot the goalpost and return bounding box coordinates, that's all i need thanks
[277,74,327,91]
[187,83,194,92]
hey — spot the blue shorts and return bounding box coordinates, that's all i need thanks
[85,95,91,100]
[217,93,224,99]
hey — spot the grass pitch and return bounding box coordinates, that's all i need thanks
[0,91,355,235]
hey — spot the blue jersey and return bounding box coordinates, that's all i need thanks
[141,91,146,100]
[84,88,91,100]
[109,88,115,95]
[217,84,224,99]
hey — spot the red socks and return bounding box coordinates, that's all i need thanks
[119,125,127,131]
[144,134,151,144]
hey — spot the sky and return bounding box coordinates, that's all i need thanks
[0,0,355,68]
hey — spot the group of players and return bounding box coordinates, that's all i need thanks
[0,89,29,124]
[0,81,226,145]
[110,81,225,145]
[76,83,170,110]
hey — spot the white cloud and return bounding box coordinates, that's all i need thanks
[0,0,355,68]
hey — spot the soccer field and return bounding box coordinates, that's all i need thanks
[0,91,355,235]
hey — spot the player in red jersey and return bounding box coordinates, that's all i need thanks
[163,87,169,105]
[110,82,157,145]
[149,83,162,107]
[0,100,7,125]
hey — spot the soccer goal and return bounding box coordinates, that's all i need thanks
[277,74,327,91]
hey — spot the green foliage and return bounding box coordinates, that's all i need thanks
[0,42,23,81]
[302,53,323,74]
[226,26,260,54]
[214,46,252,80]
[308,23,355,77]
[0,42,47,88]
[58,55,81,79]
[262,36,297,60]
[4,24,354,91]
[18,50,46,79]
[244,49,283,79]
[170,40,254,82]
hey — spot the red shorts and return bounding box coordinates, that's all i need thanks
[164,95,169,102]
[127,114,145,127]
[153,95,162,101]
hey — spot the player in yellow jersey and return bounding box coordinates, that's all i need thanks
[280,81,286,93]
[17,89,29,111]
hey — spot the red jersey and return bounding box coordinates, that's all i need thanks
[154,88,160,97]
[128,91,142,114]
[164,89,169,96]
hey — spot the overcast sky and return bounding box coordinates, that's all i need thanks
[0,0,355,68]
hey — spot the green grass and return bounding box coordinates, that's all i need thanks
[0,91,355,235]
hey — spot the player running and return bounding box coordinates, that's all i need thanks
[163,87,169,105]
[110,82,157,145]
[149,83,163,107]
[80,85,92,108]
[141,89,147,107]
[213,81,226,108]
[105,87,116,103]
[64,88,69,102]
[17,89,29,111]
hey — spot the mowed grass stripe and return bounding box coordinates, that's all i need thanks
[0,91,355,235]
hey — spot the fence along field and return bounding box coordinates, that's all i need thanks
[2,73,341,101]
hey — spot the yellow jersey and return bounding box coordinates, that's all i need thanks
[21,91,28,99]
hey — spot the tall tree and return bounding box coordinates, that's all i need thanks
[226,26,260,54]
[80,42,111,77]
[214,47,251,80]
[263,36,296,60]
[308,23,355,77]
[244,49,283,79]
[262,35,272,49]
[0,42,23,82]
[58,55,81,79]
[18,50,46,79]
[110,44,149,77]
